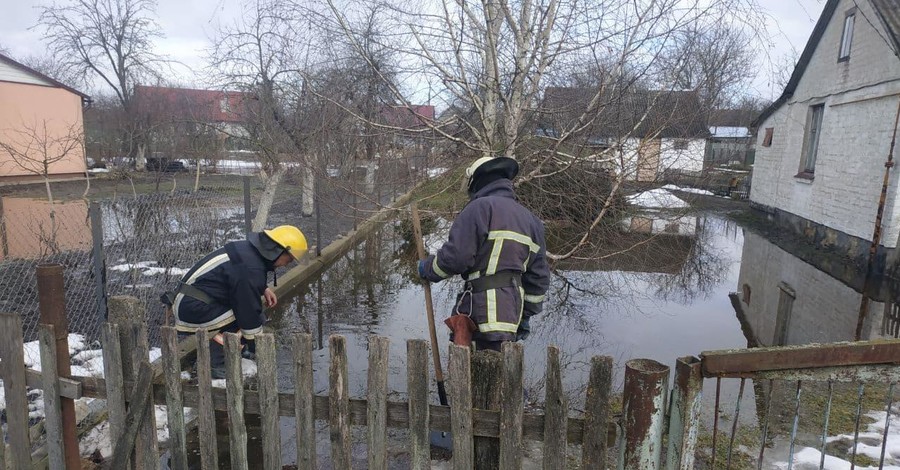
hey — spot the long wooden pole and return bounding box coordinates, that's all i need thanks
[410,203,449,406]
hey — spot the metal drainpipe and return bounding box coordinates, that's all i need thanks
[857,98,900,340]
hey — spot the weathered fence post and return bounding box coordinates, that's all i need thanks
[107,296,158,469]
[0,313,31,469]
[224,332,249,470]
[195,329,219,470]
[38,324,65,470]
[256,333,282,470]
[367,336,390,470]
[329,335,351,469]
[472,349,502,470]
[666,356,703,470]
[36,263,80,469]
[621,359,670,470]
[293,333,315,469]
[407,340,430,470]
[89,202,108,320]
[449,344,474,470]
[161,327,188,469]
[499,342,524,470]
[543,346,568,469]
[582,356,614,468]
[101,322,129,468]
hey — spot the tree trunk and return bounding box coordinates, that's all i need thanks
[302,166,315,217]
[252,166,287,231]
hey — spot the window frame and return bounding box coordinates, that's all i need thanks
[838,8,856,62]
[799,104,825,177]
[762,127,773,147]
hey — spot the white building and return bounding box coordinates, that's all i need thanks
[751,0,900,270]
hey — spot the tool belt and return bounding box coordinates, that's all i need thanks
[160,282,215,306]
[464,271,521,293]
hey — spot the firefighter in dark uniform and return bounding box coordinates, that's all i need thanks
[164,225,307,378]
[417,156,551,351]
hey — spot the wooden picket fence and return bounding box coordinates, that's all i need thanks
[0,310,630,470]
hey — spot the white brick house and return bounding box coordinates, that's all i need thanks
[751,0,900,270]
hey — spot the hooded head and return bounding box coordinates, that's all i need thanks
[465,156,519,198]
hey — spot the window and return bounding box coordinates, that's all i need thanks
[839,11,855,61]
[762,127,774,147]
[742,284,751,305]
[673,139,689,151]
[219,97,230,114]
[800,105,825,175]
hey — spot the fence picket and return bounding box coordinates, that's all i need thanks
[582,355,614,469]
[101,322,129,468]
[108,361,155,470]
[543,346,567,470]
[195,329,219,469]
[449,344,474,470]
[329,335,352,470]
[38,325,64,470]
[293,333,316,470]
[500,342,525,470]
[407,340,430,470]
[129,322,158,469]
[161,327,188,469]
[367,336,389,470]
[257,333,282,470]
[0,313,31,469]
[224,332,249,470]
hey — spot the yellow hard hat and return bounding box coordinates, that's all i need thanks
[264,225,308,259]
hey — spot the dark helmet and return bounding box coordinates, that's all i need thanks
[466,156,519,193]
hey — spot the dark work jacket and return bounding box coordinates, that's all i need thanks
[421,179,551,342]
[172,240,272,339]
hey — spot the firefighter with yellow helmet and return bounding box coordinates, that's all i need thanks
[163,225,307,378]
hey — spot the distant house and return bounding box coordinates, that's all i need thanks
[750,0,900,271]
[0,53,91,183]
[377,104,436,157]
[705,108,756,168]
[539,88,709,181]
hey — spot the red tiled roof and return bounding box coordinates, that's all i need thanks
[378,104,435,130]
[133,85,251,124]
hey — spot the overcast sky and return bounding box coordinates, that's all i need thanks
[0,0,827,101]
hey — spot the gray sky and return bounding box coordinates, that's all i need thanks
[0,0,826,101]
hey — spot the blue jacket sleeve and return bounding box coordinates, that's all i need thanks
[420,202,487,283]
[227,267,267,338]
[522,220,550,318]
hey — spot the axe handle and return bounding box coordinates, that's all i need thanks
[410,203,448,403]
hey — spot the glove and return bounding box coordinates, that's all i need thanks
[516,316,531,341]
[417,259,428,279]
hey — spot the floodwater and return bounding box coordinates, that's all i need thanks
[201,205,900,468]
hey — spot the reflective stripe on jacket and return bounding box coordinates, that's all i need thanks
[173,240,271,339]
[421,178,551,342]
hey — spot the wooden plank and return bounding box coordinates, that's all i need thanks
[472,350,502,468]
[129,323,158,469]
[256,333,282,470]
[329,335,351,470]
[0,313,31,469]
[367,336,389,470]
[500,342,524,470]
[38,325,64,470]
[195,329,219,470]
[407,340,430,470]
[24,369,81,399]
[581,355,613,469]
[107,361,154,470]
[293,333,315,470]
[542,346,567,470]
[449,344,474,470]
[224,332,249,470]
[161,327,188,470]
[700,339,900,376]
[101,323,129,469]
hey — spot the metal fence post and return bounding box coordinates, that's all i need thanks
[243,176,252,236]
[89,202,107,320]
[36,264,80,469]
[666,356,703,470]
[621,359,670,470]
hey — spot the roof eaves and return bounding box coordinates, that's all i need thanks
[752,0,841,128]
[870,0,900,59]
[0,52,92,103]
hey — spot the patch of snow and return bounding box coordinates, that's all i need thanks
[87,168,110,174]
[775,410,900,469]
[109,261,188,277]
[428,167,448,178]
[626,189,689,209]
[661,184,715,196]
[210,358,259,388]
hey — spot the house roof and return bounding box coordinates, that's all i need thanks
[540,87,709,139]
[378,104,435,130]
[0,52,91,102]
[753,0,900,128]
[133,85,251,124]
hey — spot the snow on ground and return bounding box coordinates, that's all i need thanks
[661,184,715,196]
[108,261,189,277]
[626,188,689,209]
[774,410,900,469]
[211,358,259,388]
[422,218,451,255]
[427,167,448,178]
